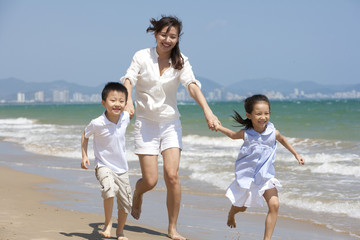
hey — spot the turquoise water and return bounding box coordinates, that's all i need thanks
[1,99,359,141]
[0,99,359,238]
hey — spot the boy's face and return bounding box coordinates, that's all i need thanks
[101,90,127,120]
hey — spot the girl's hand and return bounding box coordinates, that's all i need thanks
[205,112,221,131]
[296,155,305,165]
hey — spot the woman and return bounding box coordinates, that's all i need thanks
[121,16,220,240]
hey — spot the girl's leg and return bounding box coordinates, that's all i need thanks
[131,154,158,220]
[227,205,247,228]
[263,188,279,240]
[162,147,185,240]
[116,209,128,240]
[100,197,114,238]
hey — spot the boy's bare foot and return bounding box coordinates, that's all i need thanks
[116,232,128,240]
[168,230,186,240]
[227,212,236,228]
[100,224,112,238]
[131,190,143,220]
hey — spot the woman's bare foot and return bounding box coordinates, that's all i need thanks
[99,223,112,238]
[131,190,143,220]
[168,230,186,240]
[116,232,128,240]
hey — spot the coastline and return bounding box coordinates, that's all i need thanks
[0,140,358,240]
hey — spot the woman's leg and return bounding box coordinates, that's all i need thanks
[263,188,279,240]
[162,147,185,240]
[131,154,158,220]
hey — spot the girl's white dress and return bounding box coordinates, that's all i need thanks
[226,122,282,207]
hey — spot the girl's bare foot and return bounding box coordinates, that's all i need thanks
[100,224,112,238]
[168,230,186,240]
[131,190,143,220]
[116,232,128,240]
[227,212,236,228]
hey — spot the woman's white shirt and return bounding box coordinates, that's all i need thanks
[120,47,201,122]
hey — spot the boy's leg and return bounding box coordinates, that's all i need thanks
[131,154,158,220]
[263,188,279,240]
[100,197,114,238]
[227,205,247,228]
[116,209,128,240]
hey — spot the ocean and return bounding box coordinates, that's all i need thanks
[0,99,359,238]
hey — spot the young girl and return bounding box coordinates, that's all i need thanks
[216,94,305,240]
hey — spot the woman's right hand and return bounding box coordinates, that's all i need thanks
[125,100,135,119]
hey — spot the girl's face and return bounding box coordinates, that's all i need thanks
[155,26,179,55]
[246,101,270,133]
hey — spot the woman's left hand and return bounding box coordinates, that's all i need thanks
[205,112,221,131]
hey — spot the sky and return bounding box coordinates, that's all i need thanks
[0,0,359,87]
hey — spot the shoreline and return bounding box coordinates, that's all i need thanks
[0,140,358,240]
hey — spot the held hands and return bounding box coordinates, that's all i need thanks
[125,101,135,119]
[205,112,221,131]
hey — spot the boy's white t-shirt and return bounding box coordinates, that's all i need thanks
[84,111,130,174]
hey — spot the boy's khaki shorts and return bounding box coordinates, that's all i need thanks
[95,166,132,213]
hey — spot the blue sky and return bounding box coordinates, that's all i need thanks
[0,0,359,87]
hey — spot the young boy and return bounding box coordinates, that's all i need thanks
[81,82,132,240]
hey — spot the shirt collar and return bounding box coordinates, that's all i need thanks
[102,111,123,125]
[247,122,274,136]
[151,47,172,65]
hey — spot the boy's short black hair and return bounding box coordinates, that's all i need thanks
[102,82,128,101]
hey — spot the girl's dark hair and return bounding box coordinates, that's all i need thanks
[233,94,270,129]
[146,15,184,70]
[102,82,128,101]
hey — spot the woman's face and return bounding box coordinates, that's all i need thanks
[155,26,179,55]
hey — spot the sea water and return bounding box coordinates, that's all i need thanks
[0,99,359,238]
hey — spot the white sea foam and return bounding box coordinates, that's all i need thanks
[281,192,360,219]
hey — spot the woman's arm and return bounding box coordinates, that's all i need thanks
[123,79,135,119]
[276,130,305,165]
[187,82,220,131]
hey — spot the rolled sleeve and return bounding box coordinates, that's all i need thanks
[120,51,142,86]
[179,57,201,89]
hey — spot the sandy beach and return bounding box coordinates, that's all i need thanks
[0,140,358,240]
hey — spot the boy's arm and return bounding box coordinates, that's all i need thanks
[276,130,305,165]
[216,125,244,140]
[81,130,90,169]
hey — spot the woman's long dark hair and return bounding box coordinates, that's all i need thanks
[146,16,184,70]
[233,94,271,129]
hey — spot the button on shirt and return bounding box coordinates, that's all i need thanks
[120,47,201,122]
[84,111,130,174]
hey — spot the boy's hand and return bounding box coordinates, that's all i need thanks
[81,158,90,169]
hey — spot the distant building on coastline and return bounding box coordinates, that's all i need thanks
[17,92,25,103]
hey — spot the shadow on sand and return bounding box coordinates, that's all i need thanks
[60,222,168,239]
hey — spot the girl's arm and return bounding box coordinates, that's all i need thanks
[123,79,135,119]
[276,130,305,165]
[81,130,91,169]
[188,83,221,131]
[217,125,244,140]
